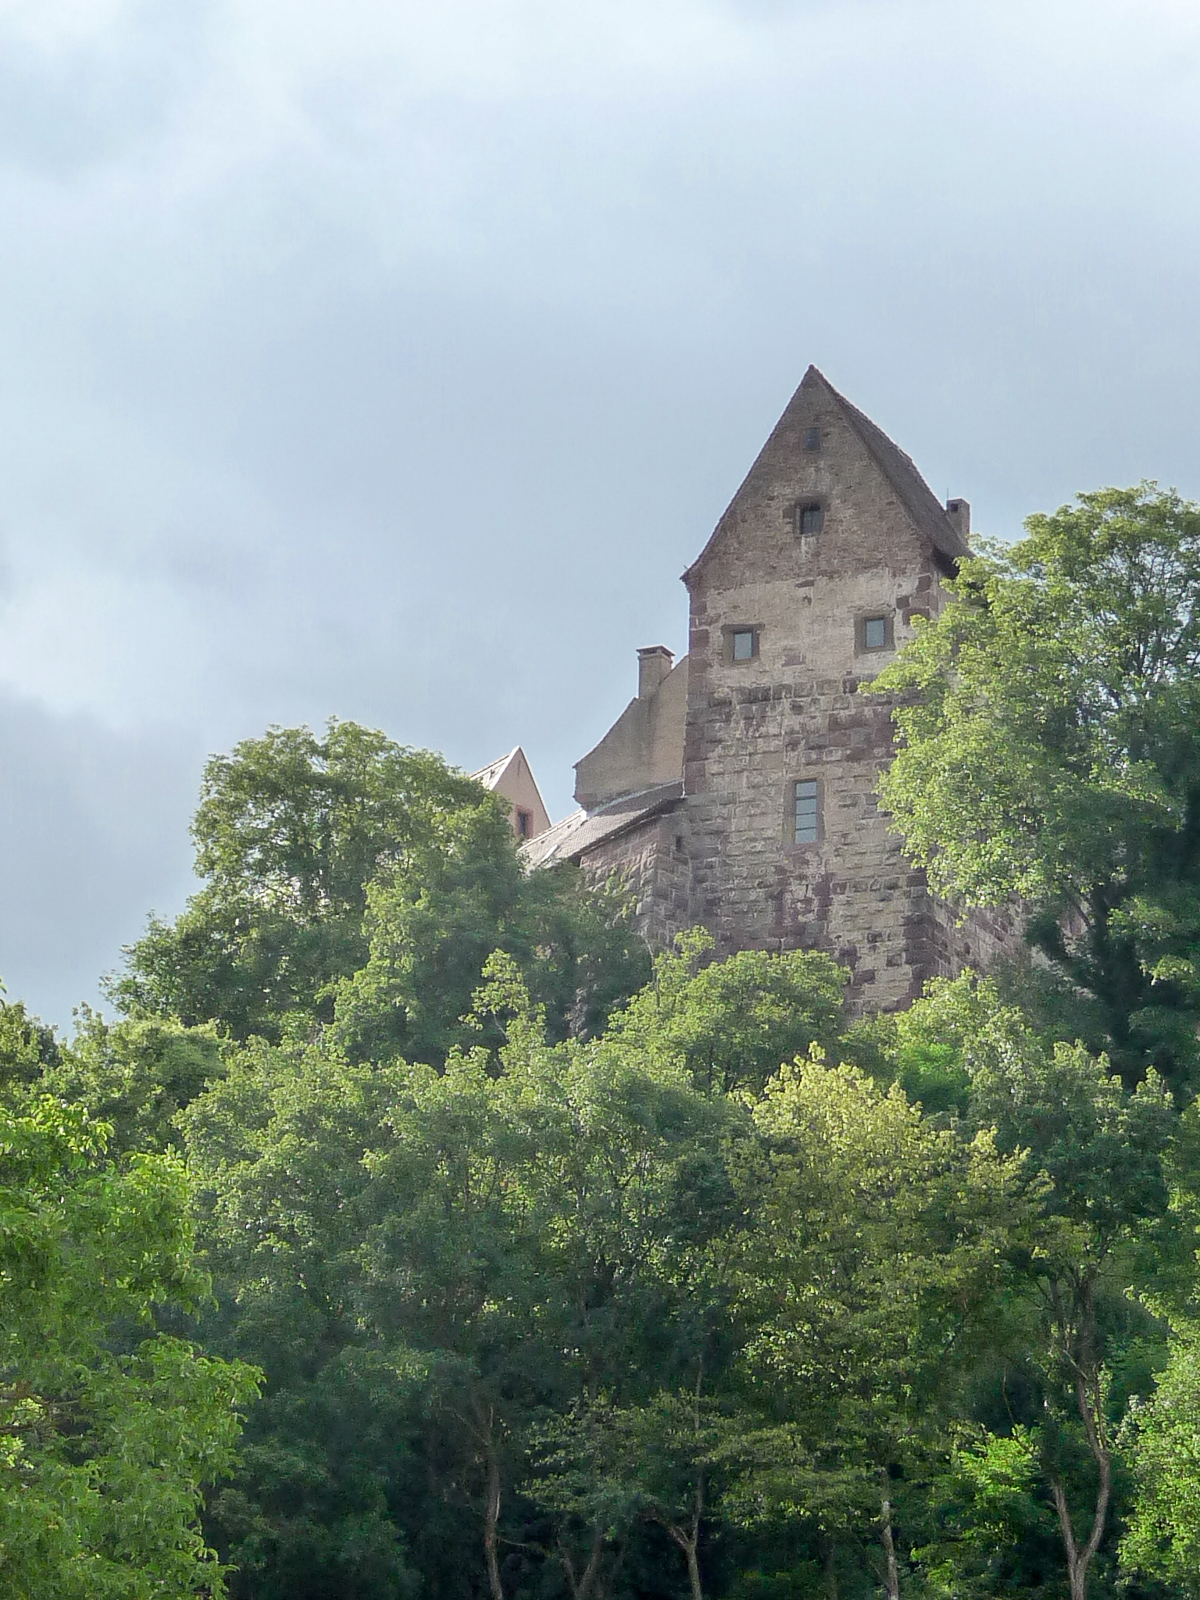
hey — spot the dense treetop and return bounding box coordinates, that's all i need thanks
[876,483,1200,1088]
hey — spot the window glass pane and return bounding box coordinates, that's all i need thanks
[864,616,888,650]
[794,780,818,843]
[804,426,821,451]
[799,504,824,535]
[732,630,755,661]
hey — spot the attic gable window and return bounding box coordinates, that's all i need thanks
[515,808,533,839]
[796,502,824,536]
[804,426,821,451]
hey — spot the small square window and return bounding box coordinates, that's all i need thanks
[863,616,888,651]
[797,503,824,536]
[794,779,819,844]
[731,629,756,662]
[804,426,821,451]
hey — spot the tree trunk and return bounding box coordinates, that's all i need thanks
[560,1525,605,1600]
[1050,1433,1111,1600]
[683,1537,704,1600]
[879,1495,900,1600]
[1046,1287,1113,1600]
[666,1490,706,1600]
[668,1361,707,1600]
[474,1402,505,1600]
[821,1534,839,1600]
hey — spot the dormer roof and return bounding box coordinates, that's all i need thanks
[471,746,552,841]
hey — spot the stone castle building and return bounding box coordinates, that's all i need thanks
[525,366,1017,1011]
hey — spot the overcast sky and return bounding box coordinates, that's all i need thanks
[1,0,1198,1027]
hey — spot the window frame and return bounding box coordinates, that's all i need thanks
[795,501,825,538]
[855,611,895,654]
[791,777,821,847]
[723,624,761,664]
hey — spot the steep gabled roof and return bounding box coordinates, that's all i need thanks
[472,746,552,840]
[684,365,969,580]
[827,373,970,565]
[472,748,521,789]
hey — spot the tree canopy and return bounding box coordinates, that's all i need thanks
[0,1092,259,1599]
[113,720,650,1054]
[7,479,1200,1598]
[875,484,1200,1087]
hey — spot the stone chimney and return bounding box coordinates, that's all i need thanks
[637,645,674,700]
[945,497,971,542]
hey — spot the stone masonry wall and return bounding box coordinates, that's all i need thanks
[577,807,691,950]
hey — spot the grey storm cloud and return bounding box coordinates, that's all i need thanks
[0,0,1198,1025]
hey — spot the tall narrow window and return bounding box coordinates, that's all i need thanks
[797,503,824,536]
[794,780,819,844]
[731,628,756,661]
[516,808,532,839]
[804,426,821,451]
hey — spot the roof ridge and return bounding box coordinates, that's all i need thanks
[471,746,522,785]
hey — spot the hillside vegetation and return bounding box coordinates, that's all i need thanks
[4,485,1200,1600]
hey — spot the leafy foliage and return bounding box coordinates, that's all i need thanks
[114,721,649,1056]
[12,480,1200,1598]
[875,484,1200,1086]
[607,929,848,1094]
[0,1094,260,1599]
[1121,1322,1200,1593]
[111,721,504,1040]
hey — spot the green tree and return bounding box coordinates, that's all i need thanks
[0,989,61,1095]
[912,1426,1060,1598]
[326,793,532,1065]
[183,953,744,1599]
[113,721,490,1042]
[896,976,1178,1600]
[1120,1309,1200,1596]
[875,485,1200,1086]
[518,865,654,1046]
[329,820,649,1068]
[532,1385,752,1600]
[179,1036,427,1599]
[1117,1091,1200,1596]
[116,721,649,1059]
[0,1094,259,1599]
[492,950,751,1599]
[1119,1320,1200,1595]
[731,1055,1028,1596]
[36,1010,222,1155]
[607,930,848,1095]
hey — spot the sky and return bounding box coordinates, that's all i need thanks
[1,0,1198,1027]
